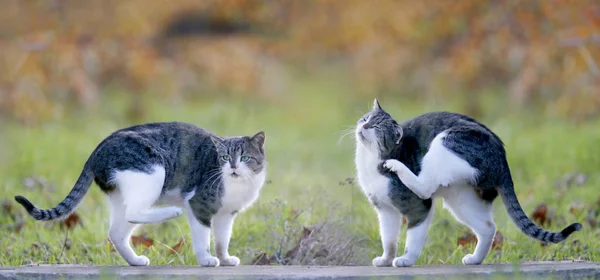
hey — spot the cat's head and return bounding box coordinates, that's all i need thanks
[355,99,403,155]
[211,132,266,179]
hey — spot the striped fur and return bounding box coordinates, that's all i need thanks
[498,184,582,243]
[15,161,94,221]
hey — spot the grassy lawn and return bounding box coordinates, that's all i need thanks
[1,78,599,266]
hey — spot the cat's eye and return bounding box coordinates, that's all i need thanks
[221,155,231,161]
[240,156,250,162]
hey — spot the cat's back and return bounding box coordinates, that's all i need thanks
[401,111,504,148]
[89,122,214,175]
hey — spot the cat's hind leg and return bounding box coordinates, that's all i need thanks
[442,185,496,265]
[107,190,149,266]
[372,206,402,267]
[394,207,434,267]
[112,166,183,224]
[384,131,479,200]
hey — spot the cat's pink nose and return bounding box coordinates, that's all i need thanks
[231,165,237,169]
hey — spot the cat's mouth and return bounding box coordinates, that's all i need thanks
[357,131,368,142]
[230,172,240,178]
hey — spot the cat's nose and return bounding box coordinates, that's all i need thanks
[362,123,371,129]
[231,165,237,169]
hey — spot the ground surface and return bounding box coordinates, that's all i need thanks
[1,262,599,279]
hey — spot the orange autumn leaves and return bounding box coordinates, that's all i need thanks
[2,1,600,124]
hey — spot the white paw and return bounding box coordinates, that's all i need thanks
[383,159,402,173]
[219,256,240,266]
[198,256,220,267]
[129,255,150,266]
[393,255,416,267]
[372,256,393,267]
[462,254,483,265]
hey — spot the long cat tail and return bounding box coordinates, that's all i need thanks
[498,183,582,243]
[14,162,94,221]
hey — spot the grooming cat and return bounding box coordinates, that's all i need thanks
[355,99,582,267]
[15,122,267,267]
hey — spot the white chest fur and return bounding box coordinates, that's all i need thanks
[355,144,393,207]
[219,170,266,214]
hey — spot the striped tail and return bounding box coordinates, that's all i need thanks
[498,184,582,243]
[15,163,94,221]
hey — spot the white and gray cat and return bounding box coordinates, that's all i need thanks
[355,99,582,267]
[15,122,267,266]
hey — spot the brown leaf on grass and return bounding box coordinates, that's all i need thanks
[131,234,154,248]
[587,216,598,228]
[458,231,503,250]
[531,203,551,226]
[252,252,276,265]
[60,212,83,230]
[1,199,18,221]
[11,222,24,233]
[492,231,504,250]
[457,232,477,247]
[169,238,184,254]
[284,226,314,260]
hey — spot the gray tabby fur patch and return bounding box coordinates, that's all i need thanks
[15,122,266,267]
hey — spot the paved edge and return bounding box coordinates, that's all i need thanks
[1,261,599,279]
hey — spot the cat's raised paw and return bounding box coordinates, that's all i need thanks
[462,254,483,265]
[129,255,150,266]
[393,255,416,267]
[167,206,184,217]
[219,256,240,266]
[372,256,393,267]
[198,256,220,267]
[383,159,402,173]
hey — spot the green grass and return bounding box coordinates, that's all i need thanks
[1,77,599,267]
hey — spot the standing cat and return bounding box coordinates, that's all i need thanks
[15,122,267,266]
[355,99,581,267]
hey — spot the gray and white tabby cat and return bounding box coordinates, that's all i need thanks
[15,122,267,266]
[355,99,582,267]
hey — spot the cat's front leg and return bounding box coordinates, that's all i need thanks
[185,203,220,267]
[212,212,240,266]
[383,159,436,199]
[373,206,402,267]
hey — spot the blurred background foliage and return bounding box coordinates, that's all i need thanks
[1,0,599,125]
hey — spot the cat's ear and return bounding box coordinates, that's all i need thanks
[395,125,404,144]
[251,131,266,149]
[211,135,225,148]
[373,98,382,111]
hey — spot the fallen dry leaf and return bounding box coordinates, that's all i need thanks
[252,252,276,265]
[284,226,314,261]
[169,238,184,254]
[60,212,83,230]
[131,234,154,248]
[587,216,598,228]
[1,199,17,221]
[457,231,503,250]
[531,203,551,226]
[457,232,477,247]
[492,231,504,250]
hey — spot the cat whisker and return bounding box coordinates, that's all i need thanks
[204,170,224,189]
